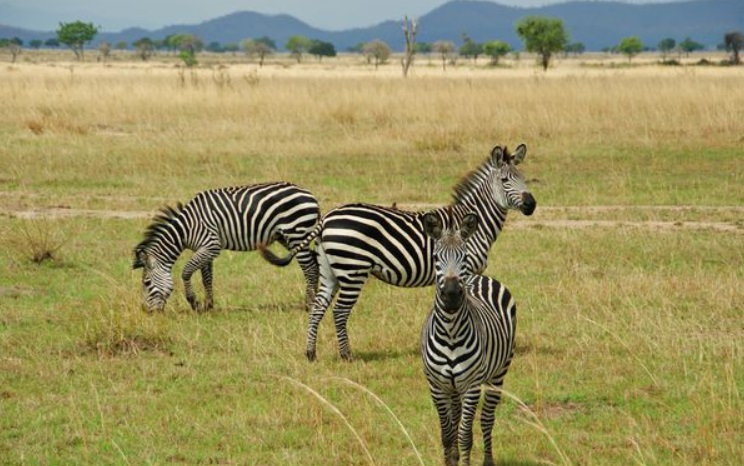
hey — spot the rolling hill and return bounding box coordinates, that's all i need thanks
[1,0,741,52]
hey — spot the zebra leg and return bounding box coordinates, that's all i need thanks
[480,386,503,466]
[296,249,318,313]
[458,387,481,466]
[200,260,214,311]
[331,275,368,361]
[430,387,459,466]
[306,247,339,361]
[182,247,219,311]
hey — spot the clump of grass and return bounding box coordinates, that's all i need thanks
[8,219,69,264]
[81,288,172,357]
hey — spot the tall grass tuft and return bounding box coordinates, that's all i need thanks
[81,287,172,357]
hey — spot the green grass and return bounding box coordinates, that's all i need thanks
[1,216,741,465]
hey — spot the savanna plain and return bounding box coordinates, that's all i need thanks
[0,52,742,466]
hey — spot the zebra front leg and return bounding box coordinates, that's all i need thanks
[200,261,214,311]
[458,387,482,466]
[431,387,460,466]
[480,386,503,466]
[182,247,219,311]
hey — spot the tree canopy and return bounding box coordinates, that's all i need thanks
[515,16,568,71]
[56,21,98,60]
[617,36,644,63]
[308,40,336,61]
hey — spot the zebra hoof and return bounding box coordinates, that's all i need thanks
[306,349,317,362]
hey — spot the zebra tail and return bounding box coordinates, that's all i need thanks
[259,222,322,267]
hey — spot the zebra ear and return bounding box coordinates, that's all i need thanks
[512,143,527,165]
[423,213,444,240]
[491,145,507,168]
[460,213,479,240]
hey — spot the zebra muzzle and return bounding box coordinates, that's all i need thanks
[520,192,536,216]
[441,276,465,311]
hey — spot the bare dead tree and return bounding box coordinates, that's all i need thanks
[401,16,418,78]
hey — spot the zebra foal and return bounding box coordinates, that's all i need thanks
[261,144,534,361]
[133,182,320,312]
[421,212,517,466]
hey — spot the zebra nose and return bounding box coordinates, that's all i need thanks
[442,276,464,310]
[521,192,536,216]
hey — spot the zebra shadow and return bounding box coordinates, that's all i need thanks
[494,460,543,466]
[223,301,304,314]
[353,346,419,362]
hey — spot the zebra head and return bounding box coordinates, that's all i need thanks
[490,144,536,216]
[133,248,174,312]
[424,211,479,312]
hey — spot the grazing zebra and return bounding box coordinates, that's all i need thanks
[421,211,517,466]
[261,144,534,361]
[133,182,320,312]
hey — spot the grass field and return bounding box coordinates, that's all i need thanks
[0,53,742,465]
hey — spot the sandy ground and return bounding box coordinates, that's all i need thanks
[2,203,741,234]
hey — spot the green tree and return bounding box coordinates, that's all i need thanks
[724,31,743,65]
[206,41,223,53]
[432,40,455,71]
[415,42,432,54]
[657,37,676,61]
[115,40,128,51]
[133,37,154,61]
[286,35,311,62]
[515,16,568,71]
[678,36,704,57]
[363,40,391,69]
[56,21,98,60]
[617,36,643,63]
[44,38,60,48]
[308,40,336,61]
[483,40,511,65]
[459,34,483,63]
[564,42,585,56]
[29,39,43,49]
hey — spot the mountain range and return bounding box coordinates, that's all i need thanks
[1,0,741,51]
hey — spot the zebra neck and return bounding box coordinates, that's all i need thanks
[150,220,187,266]
[453,190,507,246]
[432,296,471,329]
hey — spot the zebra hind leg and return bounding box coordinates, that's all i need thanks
[296,249,319,313]
[332,279,368,361]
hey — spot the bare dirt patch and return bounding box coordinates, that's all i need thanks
[1,204,741,233]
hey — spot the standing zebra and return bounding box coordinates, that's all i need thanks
[133,182,320,312]
[421,211,517,466]
[261,144,534,361]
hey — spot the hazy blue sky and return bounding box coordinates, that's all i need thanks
[1,0,676,32]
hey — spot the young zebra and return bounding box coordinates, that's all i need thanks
[421,212,517,466]
[133,182,320,312]
[261,144,533,361]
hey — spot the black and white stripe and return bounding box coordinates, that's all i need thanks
[261,144,534,361]
[133,182,320,312]
[421,212,517,466]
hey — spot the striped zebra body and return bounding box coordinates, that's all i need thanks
[261,144,534,361]
[421,212,516,466]
[133,182,320,312]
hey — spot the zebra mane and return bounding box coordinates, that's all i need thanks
[451,157,494,205]
[134,203,185,254]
